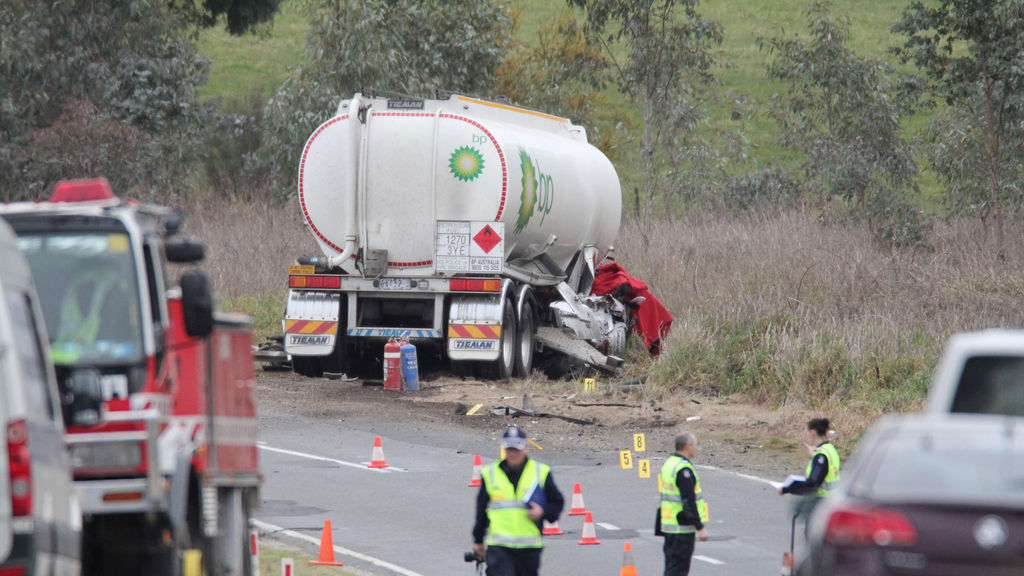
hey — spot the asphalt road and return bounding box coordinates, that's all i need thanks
[254,399,798,576]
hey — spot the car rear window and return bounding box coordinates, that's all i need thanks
[860,423,1024,505]
[952,356,1024,416]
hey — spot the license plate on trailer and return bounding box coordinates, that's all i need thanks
[375,278,414,290]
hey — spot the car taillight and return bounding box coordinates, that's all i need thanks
[824,507,918,547]
[7,420,31,517]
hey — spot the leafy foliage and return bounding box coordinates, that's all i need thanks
[0,0,215,199]
[759,0,924,245]
[893,0,1024,250]
[258,0,513,196]
[568,0,723,247]
[495,9,608,145]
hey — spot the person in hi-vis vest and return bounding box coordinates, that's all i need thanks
[472,425,564,576]
[779,417,840,499]
[659,432,709,576]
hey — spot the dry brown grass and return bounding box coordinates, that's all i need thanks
[178,198,1024,431]
[176,196,314,299]
[612,213,1024,431]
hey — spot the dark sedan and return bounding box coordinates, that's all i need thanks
[801,413,1024,576]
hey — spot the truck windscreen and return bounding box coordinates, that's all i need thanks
[16,232,144,366]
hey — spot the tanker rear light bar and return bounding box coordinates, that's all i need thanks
[449,278,501,292]
[289,275,341,289]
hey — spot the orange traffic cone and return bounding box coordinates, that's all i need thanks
[368,437,389,468]
[780,552,794,576]
[542,519,563,535]
[468,454,482,487]
[578,512,600,545]
[309,520,344,566]
[568,482,586,516]
[620,542,638,576]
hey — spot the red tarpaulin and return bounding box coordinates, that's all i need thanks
[591,263,673,356]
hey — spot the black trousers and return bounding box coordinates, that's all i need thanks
[485,546,542,576]
[664,532,696,576]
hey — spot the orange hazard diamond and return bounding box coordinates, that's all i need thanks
[474,225,501,254]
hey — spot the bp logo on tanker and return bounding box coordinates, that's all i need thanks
[448,146,485,182]
[515,148,554,234]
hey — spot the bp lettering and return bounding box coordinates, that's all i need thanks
[534,160,554,226]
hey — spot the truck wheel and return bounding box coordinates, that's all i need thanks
[291,355,323,378]
[514,300,535,378]
[483,299,517,380]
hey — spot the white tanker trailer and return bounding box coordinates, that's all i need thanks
[284,92,630,379]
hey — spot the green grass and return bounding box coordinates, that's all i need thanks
[223,291,287,338]
[259,539,361,576]
[195,2,308,101]
[195,0,933,187]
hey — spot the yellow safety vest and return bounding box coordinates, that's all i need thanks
[806,442,841,498]
[482,459,550,549]
[660,455,708,534]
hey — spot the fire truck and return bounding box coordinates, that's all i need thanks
[0,179,260,576]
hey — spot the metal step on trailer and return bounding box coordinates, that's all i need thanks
[535,327,624,375]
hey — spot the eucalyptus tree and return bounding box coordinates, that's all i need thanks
[760,1,922,245]
[0,0,280,199]
[567,0,722,247]
[496,9,608,146]
[894,0,1024,254]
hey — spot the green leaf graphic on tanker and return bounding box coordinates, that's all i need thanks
[515,149,538,234]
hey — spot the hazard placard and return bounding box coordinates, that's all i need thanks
[619,450,633,469]
[638,459,651,478]
[435,220,504,273]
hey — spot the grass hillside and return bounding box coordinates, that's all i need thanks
[197,0,918,170]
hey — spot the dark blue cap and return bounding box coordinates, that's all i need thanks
[501,426,528,450]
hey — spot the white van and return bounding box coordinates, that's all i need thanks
[0,218,81,575]
[927,329,1024,416]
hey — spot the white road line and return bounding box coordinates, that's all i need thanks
[696,464,775,486]
[596,522,620,530]
[257,443,407,473]
[694,554,725,565]
[253,519,425,576]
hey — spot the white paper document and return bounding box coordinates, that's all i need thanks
[769,474,806,490]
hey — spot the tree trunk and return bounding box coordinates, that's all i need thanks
[643,93,654,250]
[982,76,1005,261]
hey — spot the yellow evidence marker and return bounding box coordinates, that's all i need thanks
[638,459,651,478]
[619,450,633,469]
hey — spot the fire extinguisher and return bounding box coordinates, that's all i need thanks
[383,339,402,391]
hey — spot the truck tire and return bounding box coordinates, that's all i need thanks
[483,299,517,380]
[514,299,535,378]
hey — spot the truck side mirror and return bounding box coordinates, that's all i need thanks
[62,368,103,427]
[166,238,205,264]
[180,270,214,338]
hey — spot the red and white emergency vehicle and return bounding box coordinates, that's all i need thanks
[0,179,260,576]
